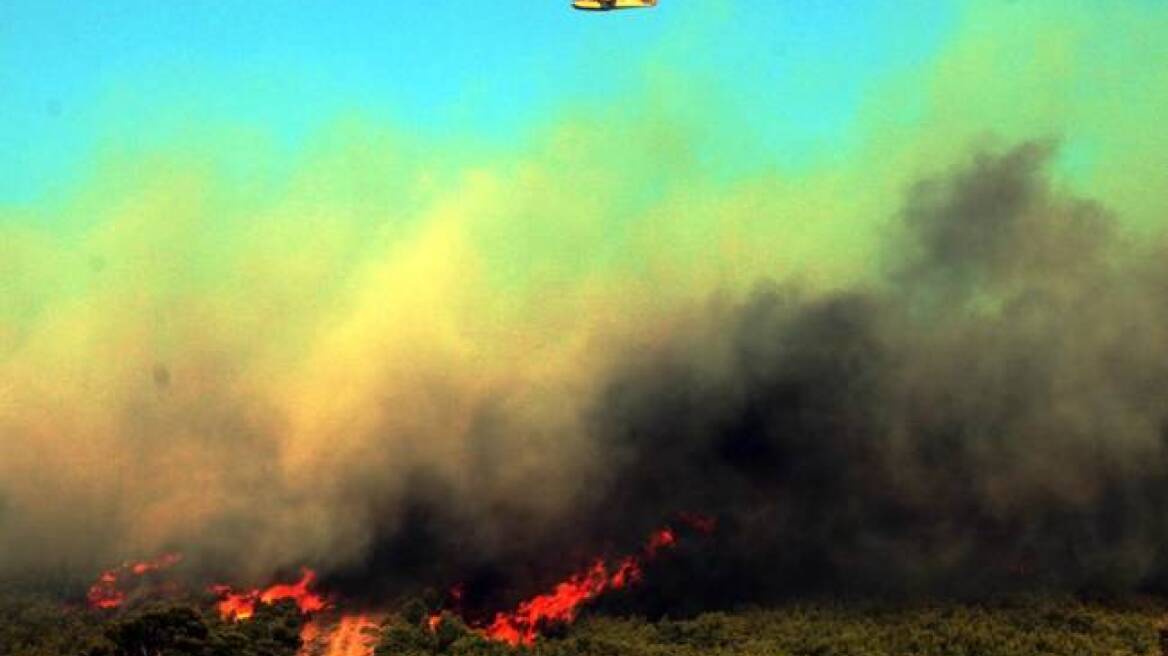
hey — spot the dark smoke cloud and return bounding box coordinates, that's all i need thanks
[562,140,1168,605]
[338,140,1168,614]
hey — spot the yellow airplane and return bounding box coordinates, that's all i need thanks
[572,0,657,11]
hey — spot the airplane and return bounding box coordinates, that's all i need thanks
[572,0,657,11]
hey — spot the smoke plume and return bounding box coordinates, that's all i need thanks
[576,140,1168,603]
[2,121,1167,616]
[333,141,1168,612]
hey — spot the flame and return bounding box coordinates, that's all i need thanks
[608,556,641,589]
[212,570,375,656]
[212,568,328,621]
[473,516,715,645]
[88,572,124,610]
[645,528,676,556]
[84,515,715,652]
[483,560,630,645]
[299,614,379,656]
[478,522,705,646]
[87,553,183,610]
[300,620,321,645]
[130,553,182,575]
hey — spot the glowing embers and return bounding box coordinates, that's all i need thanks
[87,553,183,610]
[212,568,328,621]
[645,528,677,555]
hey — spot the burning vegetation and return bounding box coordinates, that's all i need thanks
[476,525,698,646]
[77,518,713,655]
[212,569,329,622]
[86,553,183,610]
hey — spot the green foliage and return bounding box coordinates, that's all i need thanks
[0,596,303,656]
[0,593,104,656]
[0,595,1164,655]
[542,599,1163,656]
[374,603,476,656]
[91,604,212,656]
[372,598,1163,656]
[445,633,509,656]
[374,614,437,656]
[401,598,433,627]
[207,599,305,656]
[432,612,472,650]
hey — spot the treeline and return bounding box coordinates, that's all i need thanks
[1,594,1164,656]
[375,599,1164,656]
[0,595,303,656]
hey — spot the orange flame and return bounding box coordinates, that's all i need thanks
[87,553,183,610]
[482,559,634,645]
[473,517,715,645]
[478,524,698,646]
[212,568,328,621]
[86,514,715,652]
[299,614,379,656]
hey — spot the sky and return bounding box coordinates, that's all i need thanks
[0,0,955,203]
[1,0,1168,581]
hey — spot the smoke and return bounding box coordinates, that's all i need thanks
[573,141,1168,602]
[3,129,1168,609]
[2,129,1167,611]
[286,139,1168,611]
[2,0,1168,612]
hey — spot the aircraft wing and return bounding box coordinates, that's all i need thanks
[572,0,657,11]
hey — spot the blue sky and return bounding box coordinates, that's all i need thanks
[0,1,955,204]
